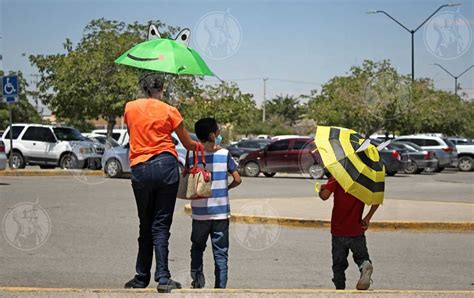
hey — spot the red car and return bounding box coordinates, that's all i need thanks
[238,137,325,179]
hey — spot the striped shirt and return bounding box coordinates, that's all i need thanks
[190,148,238,220]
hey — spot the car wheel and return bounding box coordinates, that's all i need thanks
[404,161,418,174]
[243,161,260,177]
[60,153,78,169]
[40,165,56,169]
[105,158,122,178]
[434,167,444,173]
[263,172,276,177]
[11,151,26,169]
[458,156,473,172]
[386,171,397,176]
[308,164,325,179]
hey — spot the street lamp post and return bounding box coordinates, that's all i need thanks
[367,4,461,82]
[433,64,474,96]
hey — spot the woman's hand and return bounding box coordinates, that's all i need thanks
[175,122,199,151]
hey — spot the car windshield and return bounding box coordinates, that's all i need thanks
[53,127,85,141]
[442,138,456,148]
[394,142,423,152]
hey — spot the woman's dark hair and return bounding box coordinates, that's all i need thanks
[195,118,218,142]
[139,73,165,97]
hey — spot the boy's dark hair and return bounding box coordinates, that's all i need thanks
[139,73,164,97]
[195,118,218,142]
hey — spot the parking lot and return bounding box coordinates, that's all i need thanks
[0,170,472,290]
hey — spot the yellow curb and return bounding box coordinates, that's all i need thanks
[184,204,473,232]
[0,170,105,177]
[0,287,473,295]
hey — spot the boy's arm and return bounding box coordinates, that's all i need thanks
[361,204,380,230]
[227,152,241,190]
[228,170,241,190]
[319,177,336,201]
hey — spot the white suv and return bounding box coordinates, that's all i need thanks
[394,135,458,172]
[1,124,102,169]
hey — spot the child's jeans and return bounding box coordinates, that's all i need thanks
[190,219,229,288]
[331,235,371,289]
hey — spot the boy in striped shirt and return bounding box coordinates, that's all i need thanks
[190,118,241,289]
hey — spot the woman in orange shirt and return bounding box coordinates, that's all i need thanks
[123,73,198,293]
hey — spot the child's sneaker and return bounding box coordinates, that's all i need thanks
[356,260,373,290]
[191,272,205,289]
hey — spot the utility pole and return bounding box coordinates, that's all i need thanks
[262,78,268,122]
[30,73,42,115]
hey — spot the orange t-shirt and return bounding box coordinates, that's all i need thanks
[124,98,183,167]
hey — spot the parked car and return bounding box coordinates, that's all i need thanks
[393,135,457,172]
[447,137,474,146]
[447,138,474,172]
[83,133,120,149]
[227,139,272,163]
[1,124,101,169]
[101,133,198,178]
[271,135,305,141]
[238,137,325,179]
[0,140,7,170]
[91,129,129,145]
[391,141,438,174]
[370,139,410,176]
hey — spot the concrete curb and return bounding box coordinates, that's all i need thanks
[0,287,473,296]
[184,205,473,232]
[0,170,105,177]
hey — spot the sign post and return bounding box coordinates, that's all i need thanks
[2,75,19,169]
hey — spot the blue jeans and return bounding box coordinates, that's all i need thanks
[131,153,179,284]
[331,235,371,289]
[190,219,229,288]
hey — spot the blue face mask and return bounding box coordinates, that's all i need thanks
[216,135,223,145]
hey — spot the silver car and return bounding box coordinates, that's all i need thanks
[102,133,197,178]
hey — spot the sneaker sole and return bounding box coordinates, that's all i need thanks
[157,284,182,293]
[356,263,373,290]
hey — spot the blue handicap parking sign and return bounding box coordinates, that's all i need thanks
[2,76,19,103]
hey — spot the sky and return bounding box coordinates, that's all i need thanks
[1,0,473,113]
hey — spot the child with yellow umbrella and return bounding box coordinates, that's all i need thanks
[315,126,385,290]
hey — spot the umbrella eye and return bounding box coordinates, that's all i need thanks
[181,34,187,41]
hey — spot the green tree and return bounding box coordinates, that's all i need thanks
[30,18,196,139]
[176,82,258,139]
[306,60,474,137]
[265,94,305,125]
[306,60,413,136]
[0,70,42,130]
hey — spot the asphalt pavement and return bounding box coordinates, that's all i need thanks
[0,171,473,291]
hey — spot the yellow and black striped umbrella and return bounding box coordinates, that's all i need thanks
[315,126,385,205]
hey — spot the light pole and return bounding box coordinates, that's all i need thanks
[262,78,268,122]
[367,4,461,82]
[433,64,474,96]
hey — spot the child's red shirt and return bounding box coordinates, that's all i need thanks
[323,177,365,236]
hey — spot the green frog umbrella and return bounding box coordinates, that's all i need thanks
[115,25,215,76]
